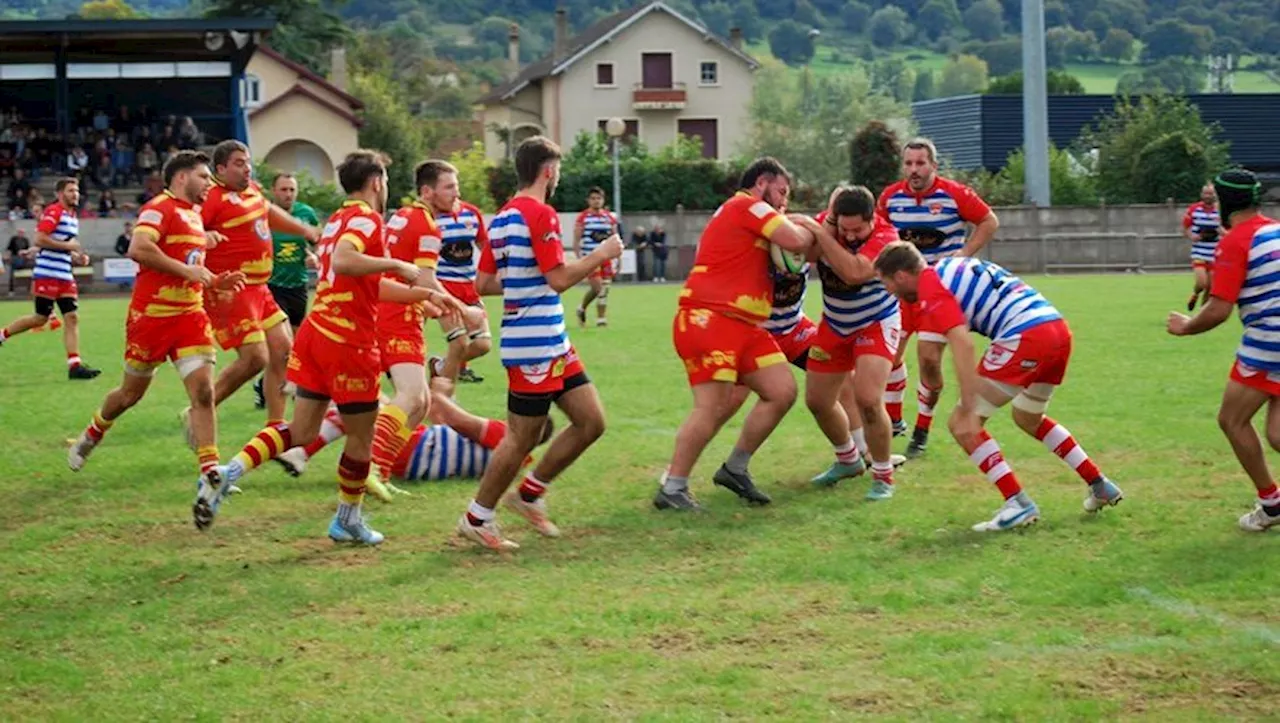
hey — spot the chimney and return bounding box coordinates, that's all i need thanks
[554,6,568,60]
[328,47,348,92]
[507,24,521,80]
[729,27,743,51]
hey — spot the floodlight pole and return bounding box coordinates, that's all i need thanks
[1022,0,1051,206]
[612,137,621,219]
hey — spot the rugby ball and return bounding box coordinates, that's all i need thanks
[770,243,807,275]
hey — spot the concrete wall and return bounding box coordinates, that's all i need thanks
[14,202,1278,290]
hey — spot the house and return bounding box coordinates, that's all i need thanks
[477,1,759,163]
[243,46,364,183]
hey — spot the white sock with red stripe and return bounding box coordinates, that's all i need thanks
[963,430,1023,499]
[67,354,81,369]
[884,364,907,423]
[1034,417,1102,484]
[871,459,894,486]
[834,438,861,465]
[1258,483,1280,514]
[915,381,941,432]
[851,427,868,457]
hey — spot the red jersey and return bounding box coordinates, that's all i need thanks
[308,200,387,348]
[377,202,442,329]
[680,192,785,324]
[201,178,273,285]
[131,191,208,318]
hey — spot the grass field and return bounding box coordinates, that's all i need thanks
[2,275,1278,720]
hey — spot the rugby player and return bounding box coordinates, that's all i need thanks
[875,242,1123,531]
[573,186,619,328]
[1182,183,1221,311]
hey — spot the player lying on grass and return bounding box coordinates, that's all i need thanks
[1167,169,1280,532]
[273,391,553,483]
[875,242,1124,532]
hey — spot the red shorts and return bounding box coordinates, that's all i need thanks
[979,319,1072,388]
[673,307,787,386]
[378,314,425,371]
[773,317,819,365]
[287,320,382,405]
[1229,359,1280,397]
[589,259,616,280]
[507,346,587,395]
[807,316,902,373]
[207,283,288,350]
[32,278,77,299]
[1192,259,1214,270]
[124,309,215,374]
[441,279,482,307]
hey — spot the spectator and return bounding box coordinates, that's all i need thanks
[93,109,109,132]
[136,172,162,206]
[99,189,119,218]
[17,148,38,181]
[133,125,153,153]
[0,149,14,180]
[91,153,113,192]
[115,104,132,132]
[7,167,31,210]
[648,223,668,283]
[30,128,53,169]
[110,139,134,187]
[178,116,201,149]
[135,142,158,178]
[7,227,30,269]
[67,146,89,178]
[158,124,177,153]
[629,225,649,281]
[162,143,180,166]
[115,221,133,256]
[0,125,14,148]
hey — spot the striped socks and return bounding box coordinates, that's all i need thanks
[370,404,413,482]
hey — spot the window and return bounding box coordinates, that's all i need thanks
[241,74,263,108]
[596,62,615,87]
[699,61,718,86]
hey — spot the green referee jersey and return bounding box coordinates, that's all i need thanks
[268,201,320,288]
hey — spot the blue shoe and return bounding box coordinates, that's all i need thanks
[865,479,895,501]
[972,497,1040,532]
[1083,478,1124,513]
[810,458,867,488]
[192,468,231,531]
[328,513,385,545]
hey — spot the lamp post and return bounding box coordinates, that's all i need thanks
[604,117,626,221]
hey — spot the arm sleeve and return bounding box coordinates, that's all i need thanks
[741,199,785,240]
[470,206,490,248]
[35,205,59,234]
[416,216,442,269]
[477,239,497,274]
[1210,231,1248,303]
[952,182,993,223]
[531,207,566,273]
[1182,205,1195,229]
[916,271,968,335]
[875,186,893,224]
[134,204,170,240]
[857,227,899,261]
[337,214,379,254]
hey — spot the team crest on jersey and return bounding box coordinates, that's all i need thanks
[928,203,944,214]
[177,209,202,227]
[185,249,204,266]
[254,218,270,240]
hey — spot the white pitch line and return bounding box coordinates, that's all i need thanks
[1128,586,1280,646]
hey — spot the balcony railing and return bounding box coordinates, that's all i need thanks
[632,81,687,109]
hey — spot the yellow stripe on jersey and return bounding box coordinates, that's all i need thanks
[761,215,785,239]
[219,206,268,229]
[337,232,366,254]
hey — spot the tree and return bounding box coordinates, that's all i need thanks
[1141,19,1213,61]
[1044,26,1074,68]
[1082,10,1109,39]
[1104,0,1147,36]
[967,38,1021,76]
[868,6,908,48]
[794,0,821,28]
[1099,28,1135,62]
[1064,28,1098,61]
[1134,132,1211,203]
[473,16,518,49]
[745,60,910,191]
[79,0,140,18]
[1043,1,1067,28]
[699,1,734,38]
[849,121,902,195]
[913,70,937,101]
[918,0,961,41]
[205,0,347,73]
[1082,95,1230,204]
[840,1,871,34]
[768,20,817,66]
[962,0,1003,42]
[869,58,916,102]
[732,0,764,42]
[938,54,989,96]
[1142,57,1206,94]
[349,70,434,204]
[985,70,1085,94]
[995,145,1099,206]
[447,142,497,213]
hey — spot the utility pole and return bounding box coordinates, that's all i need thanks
[1022,0,1051,206]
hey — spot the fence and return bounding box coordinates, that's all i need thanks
[984,232,1193,274]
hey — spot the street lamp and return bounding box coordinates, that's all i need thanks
[604,116,625,221]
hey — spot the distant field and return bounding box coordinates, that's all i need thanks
[746,41,1280,95]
